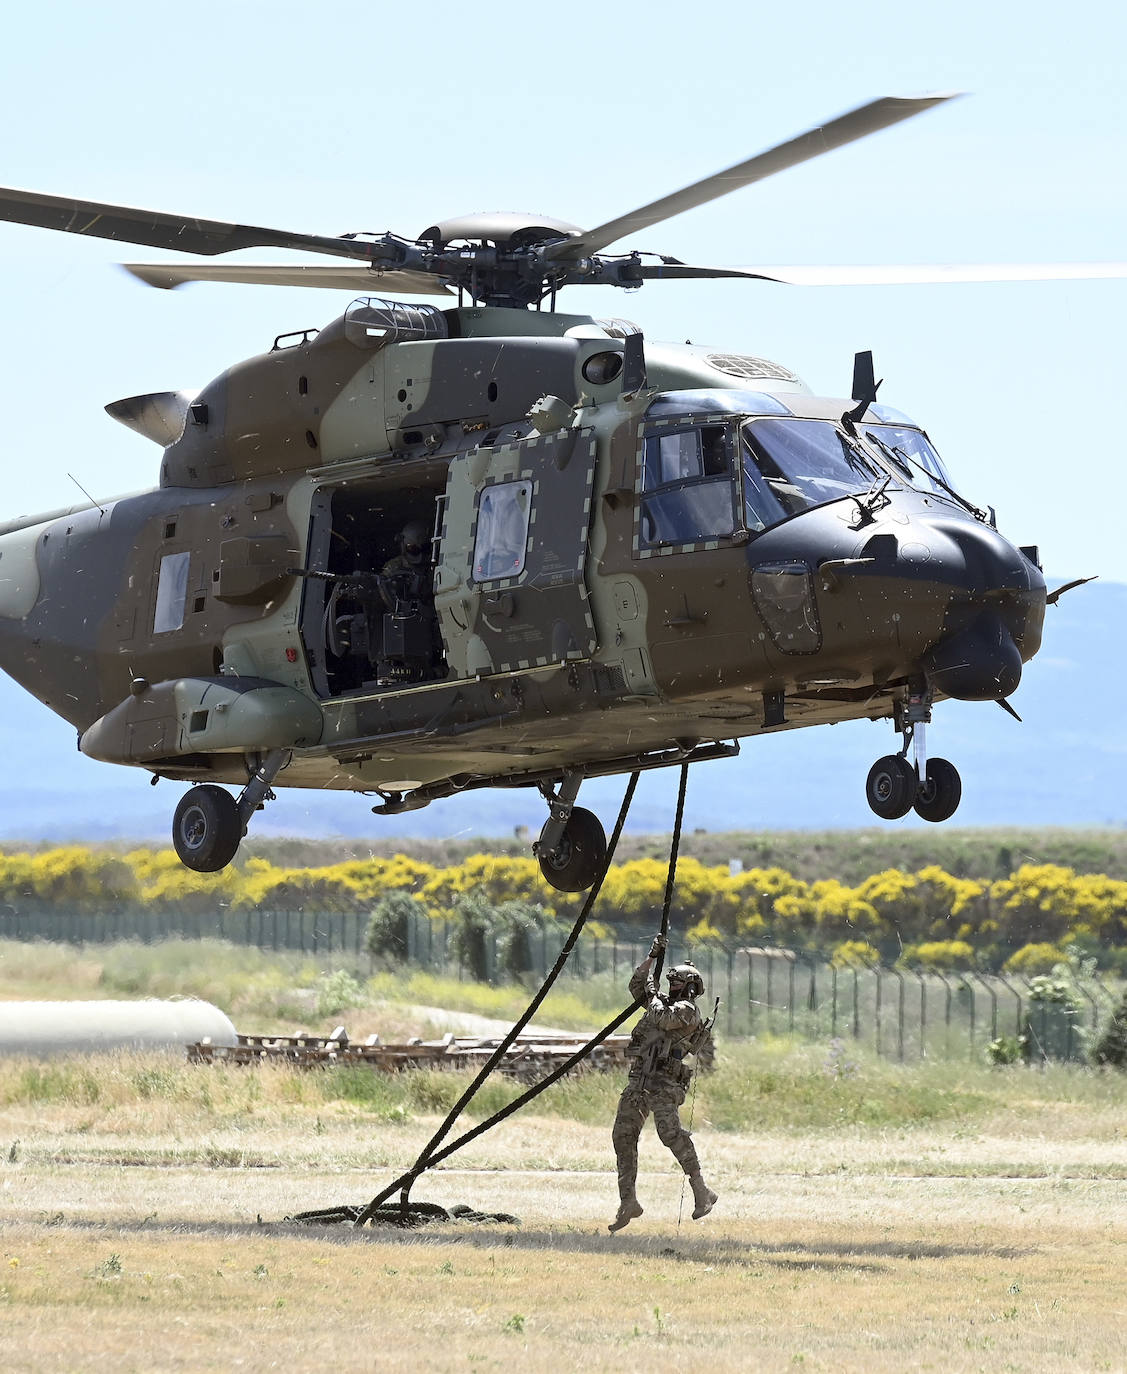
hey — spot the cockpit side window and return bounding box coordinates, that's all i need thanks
[638,423,736,549]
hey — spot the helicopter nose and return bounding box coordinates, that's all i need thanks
[922,611,1024,700]
[904,517,1046,701]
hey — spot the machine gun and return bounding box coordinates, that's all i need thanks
[290,565,388,601]
[290,566,440,684]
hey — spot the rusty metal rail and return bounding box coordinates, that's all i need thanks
[188,1029,631,1080]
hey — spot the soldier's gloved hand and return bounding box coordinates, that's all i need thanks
[648,933,667,959]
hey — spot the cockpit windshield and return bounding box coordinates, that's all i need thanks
[861,424,955,500]
[740,418,884,531]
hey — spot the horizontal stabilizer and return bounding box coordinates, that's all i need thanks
[104,390,196,446]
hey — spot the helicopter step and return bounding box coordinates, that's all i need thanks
[865,698,962,824]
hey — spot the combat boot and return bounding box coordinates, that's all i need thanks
[688,1172,717,1220]
[608,1195,644,1233]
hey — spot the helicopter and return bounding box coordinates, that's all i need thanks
[0,94,1109,890]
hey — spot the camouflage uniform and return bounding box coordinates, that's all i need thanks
[611,962,706,1210]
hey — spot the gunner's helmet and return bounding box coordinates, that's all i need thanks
[400,519,431,566]
[666,962,705,999]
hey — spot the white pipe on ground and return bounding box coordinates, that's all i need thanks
[0,999,237,1055]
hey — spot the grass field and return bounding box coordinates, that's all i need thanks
[2,1106,1125,1373]
[1,939,1125,1369]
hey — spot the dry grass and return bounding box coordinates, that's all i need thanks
[1,1163,1123,1373]
[2,939,1126,1369]
[2,1061,1126,1372]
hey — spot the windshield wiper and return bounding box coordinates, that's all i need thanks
[863,431,987,521]
[838,430,882,481]
[850,473,892,527]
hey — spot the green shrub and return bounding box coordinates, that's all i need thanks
[1092,989,1127,1068]
[449,891,493,982]
[986,1034,1025,1066]
[366,890,426,962]
[314,968,365,1018]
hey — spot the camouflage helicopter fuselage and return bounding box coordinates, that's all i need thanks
[0,296,1045,828]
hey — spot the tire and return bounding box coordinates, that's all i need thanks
[173,785,242,872]
[913,757,962,823]
[537,806,607,892]
[865,755,916,820]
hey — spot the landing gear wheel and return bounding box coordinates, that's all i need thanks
[173,785,242,872]
[537,806,607,892]
[913,757,962,823]
[865,755,917,820]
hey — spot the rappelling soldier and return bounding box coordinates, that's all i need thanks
[608,934,717,1233]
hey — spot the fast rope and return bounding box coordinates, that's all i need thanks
[352,769,642,1226]
[293,764,689,1230]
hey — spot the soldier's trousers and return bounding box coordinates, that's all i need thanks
[612,1075,700,1201]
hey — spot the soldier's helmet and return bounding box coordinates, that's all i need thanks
[400,519,431,565]
[666,962,705,999]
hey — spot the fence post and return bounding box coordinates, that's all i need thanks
[726,950,734,1038]
[748,950,756,1036]
[787,953,797,1034]
[765,954,775,1035]
[913,969,927,1060]
[994,970,1024,1042]
[970,972,998,1048]
[889,966,906,1062]
[962,976,976,1059]
[932,971,954,1057]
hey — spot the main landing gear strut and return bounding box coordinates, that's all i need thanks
[865,691,962,824]
[533,772,608,892]
[171,749,289,872]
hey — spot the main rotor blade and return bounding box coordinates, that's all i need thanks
[0,185,372,260]
[634,263,787,283]
[124,262,453,295]
[550,94,960,261]
[730,262,1127,285]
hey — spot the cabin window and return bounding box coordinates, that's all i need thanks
[473,481,532,581]
[153,551,191,633]
[639,424,736,547]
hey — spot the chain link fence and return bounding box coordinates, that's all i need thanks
[2,904,1120,1062]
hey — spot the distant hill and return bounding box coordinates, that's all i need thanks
[0,579,1120,845]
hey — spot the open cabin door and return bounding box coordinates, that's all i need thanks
[434,428,599,678]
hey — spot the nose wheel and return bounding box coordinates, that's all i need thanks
[913,757,962,822]
[865,755,917,820]
[864,699,962,823]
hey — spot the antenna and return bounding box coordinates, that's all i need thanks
[68,473,107,516]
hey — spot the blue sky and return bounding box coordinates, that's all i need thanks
[1,0,1123,581]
